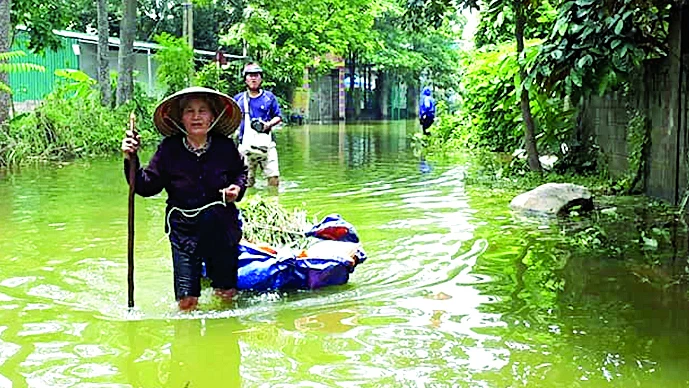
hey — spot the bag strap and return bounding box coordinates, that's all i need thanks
[241,92,252,145]
[243,92,251,126]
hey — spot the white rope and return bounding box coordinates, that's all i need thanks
[207,106,227,133]
[164,116,188,135]
[162,190,227,241]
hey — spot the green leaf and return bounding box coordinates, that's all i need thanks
[577,54,593,69]
[570,70,583,87]
[614,19,624,35]
[557,19,568,36]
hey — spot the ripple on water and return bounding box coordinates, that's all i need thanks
[0,277,36,288]
[0,327,21,365]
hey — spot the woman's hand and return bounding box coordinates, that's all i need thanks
[220,184,241,203]
[122,130,141,159]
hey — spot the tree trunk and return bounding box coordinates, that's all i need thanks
[514,0,542,172]
[362,65,367,112]
[346,51,356,119]
[376,71,387,119]
[97,0,111,107]
[116,0,137,106]
[406,76,418,119]
[0,0,11,125]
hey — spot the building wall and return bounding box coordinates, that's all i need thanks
[10,33,165,104]
[78,43,162,98]
[9,34,80,102]
[295,66,345,123]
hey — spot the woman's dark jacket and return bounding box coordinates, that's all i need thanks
[124,134,248,248]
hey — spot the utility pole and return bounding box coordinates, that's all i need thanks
[182,2,194,86]
[182,2,194,49]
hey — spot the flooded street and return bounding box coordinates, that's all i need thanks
[0,120,688,387]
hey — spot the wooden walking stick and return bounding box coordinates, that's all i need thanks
[127,112,138,308]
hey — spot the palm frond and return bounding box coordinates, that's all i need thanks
[0,62,45,73]
[0,51,28,61]
[0,50,46,95]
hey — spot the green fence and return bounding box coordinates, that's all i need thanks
[9,33,80,102]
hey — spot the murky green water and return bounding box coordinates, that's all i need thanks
[1,120,689,387]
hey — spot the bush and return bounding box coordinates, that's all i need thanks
[153,33,195,96]
[450,41,576,156]
[1,70,159,167]
[194,61,244,96]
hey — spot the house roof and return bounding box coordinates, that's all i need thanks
[53,30,246,61]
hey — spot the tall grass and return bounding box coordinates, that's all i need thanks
[1,71,158,168]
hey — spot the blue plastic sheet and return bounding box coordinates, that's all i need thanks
[304,214,360,243]
[235,214,367,292]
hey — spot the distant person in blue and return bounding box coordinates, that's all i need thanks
[234,63,283,188]
[419,86,436,136]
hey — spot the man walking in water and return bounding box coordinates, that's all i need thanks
[419,86,436,136]
[234,63,283,188]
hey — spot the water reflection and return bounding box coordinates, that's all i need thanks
[125,318,243,387]
[419,157,432,175]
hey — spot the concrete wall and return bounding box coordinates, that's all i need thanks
[296,67,345,123]
[583,28,688,204]
[78,43,163,98]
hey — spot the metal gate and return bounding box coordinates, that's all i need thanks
[309,70,339,123]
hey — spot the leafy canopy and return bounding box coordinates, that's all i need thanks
[534,0,671,98]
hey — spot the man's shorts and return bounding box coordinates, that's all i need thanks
[247,145,280,178]
[420,115,434,131]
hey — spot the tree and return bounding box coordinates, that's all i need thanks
[514,0,541,172]
[10,0,80,53]
[405,0,542,171]
[116,0,137,106]
[534,0,671,99]
[0,0,10,125]
[368,5,464,118]
[97,0,111,107]
[221,0,380,96]
[371,6,464,89]
[473,1,555,48]
[3,0,83,124]
[154,33,194,95]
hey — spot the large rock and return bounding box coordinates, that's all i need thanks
[510,183,593,215]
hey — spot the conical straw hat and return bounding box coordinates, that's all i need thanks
[153,86,241,137]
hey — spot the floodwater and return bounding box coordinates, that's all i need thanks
[1,120,688,387]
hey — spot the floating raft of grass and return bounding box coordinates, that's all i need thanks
[207,195,368,292]
[237,195,311,248]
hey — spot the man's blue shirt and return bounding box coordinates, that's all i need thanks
[233,90,282,141]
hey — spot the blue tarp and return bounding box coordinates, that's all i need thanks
[236,214,367,291]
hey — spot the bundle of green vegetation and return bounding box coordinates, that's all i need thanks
[237,194,311,248]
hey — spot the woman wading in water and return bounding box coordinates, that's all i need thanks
[122,87,247,311]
